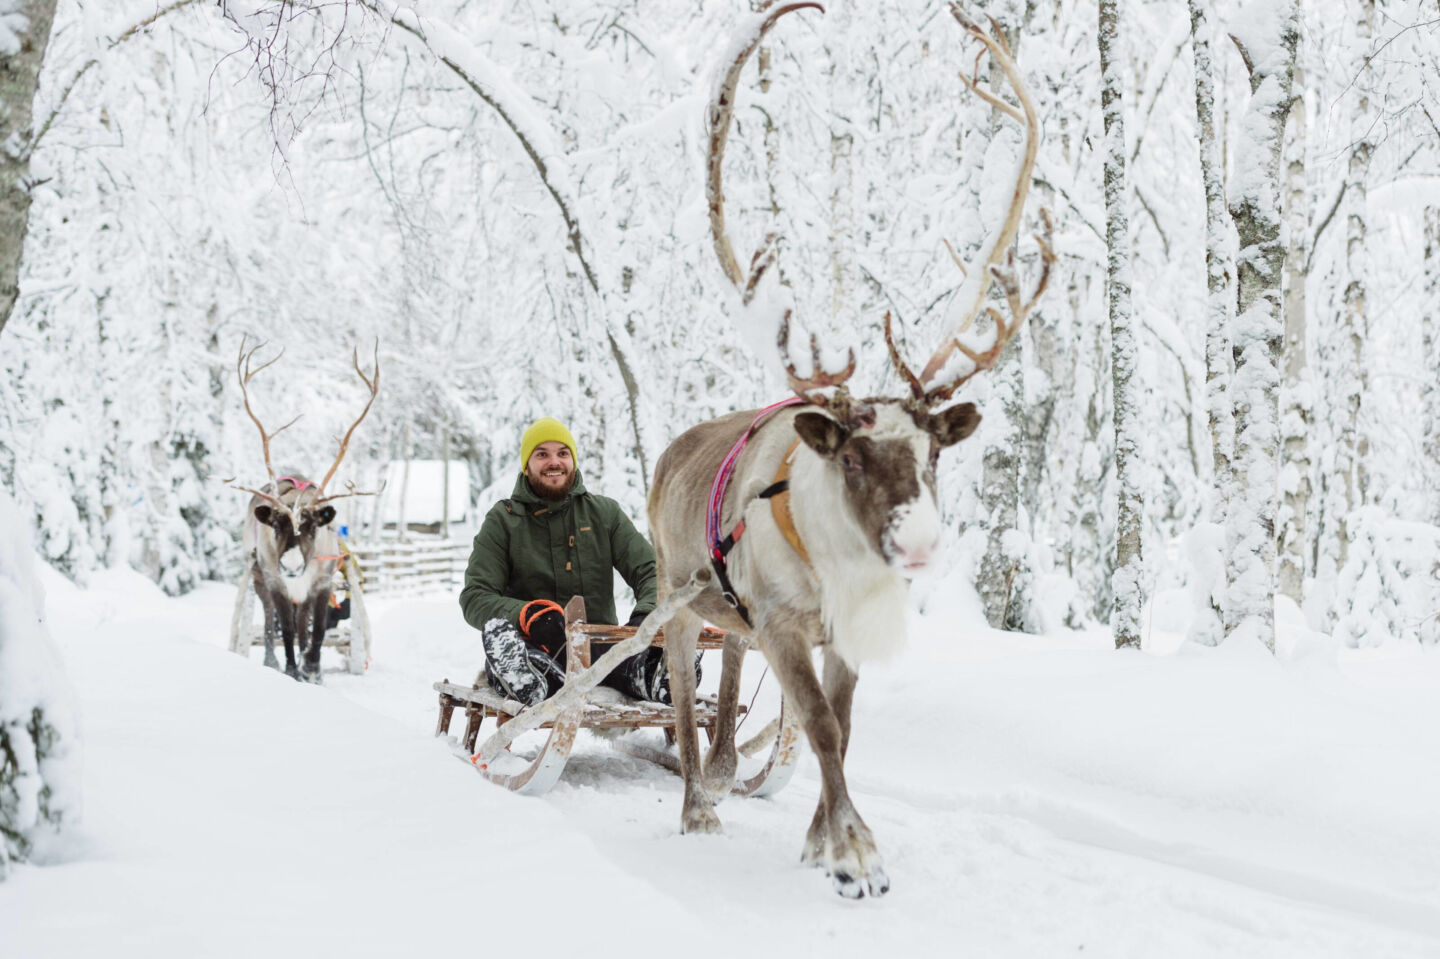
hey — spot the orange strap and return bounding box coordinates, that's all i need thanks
[518,599,565,636]
[769,441,812,567]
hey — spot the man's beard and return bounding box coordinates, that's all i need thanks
[528,470,575,501]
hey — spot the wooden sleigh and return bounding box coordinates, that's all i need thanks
[434,581,803,796]
[228,550,374,675]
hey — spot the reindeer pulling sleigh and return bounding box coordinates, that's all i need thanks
[444,1,1054,902]
[227,339,380,682]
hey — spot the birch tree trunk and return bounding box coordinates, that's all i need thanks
[1336,0,1375,570]
[0,0,60,338]
[825,4,855,327]
[1224,3,1299,652]
[977,350,1026,629]
[1186,0,1235,646]
[975,2,1034,632]
[1277,19,1311,605]
[1424,207,1440,543]
[1098,0,1143,649]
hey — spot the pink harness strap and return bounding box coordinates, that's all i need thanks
[706,397,803,555]
[704,398,805,624]
[275,475,315,491]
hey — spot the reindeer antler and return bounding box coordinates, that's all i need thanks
[889,4,1056,406]
[707,1,824,299]
[707,2,860,415]
[778,314,866,420]
[317,341,380,495]
[236,335,300,494]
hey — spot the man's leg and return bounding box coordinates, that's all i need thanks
[482,618,562,707]
[601,646,701,704]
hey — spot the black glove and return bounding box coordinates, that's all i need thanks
[625,609,650,629]
[520,600,567,656]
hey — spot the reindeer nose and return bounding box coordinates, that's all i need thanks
[895,541,937,575]
[886,497,942,575]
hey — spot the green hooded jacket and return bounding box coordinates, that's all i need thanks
[459,470,657,631]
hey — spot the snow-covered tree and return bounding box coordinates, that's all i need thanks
[4,0,1436,654]
[974,0,1035,633]
[0,0,59,336]
[1421,205,1439,645]
[1276,5,1311,606]
[0,492,79,878]
[1184,0,1234,647]
[1223,1,1298,652]
[1098,0,1143,649]
[1426,207,1440,538]
[1333,0,1378,572]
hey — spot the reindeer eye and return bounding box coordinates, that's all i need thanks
[841,452,862,472]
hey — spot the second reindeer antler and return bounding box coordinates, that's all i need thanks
[317,341,381,499]
[890,4,1056,407]
[708,1,864,417]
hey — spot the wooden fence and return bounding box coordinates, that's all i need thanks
[346,538,471,597]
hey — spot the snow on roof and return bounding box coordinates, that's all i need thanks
[377,460,470,525]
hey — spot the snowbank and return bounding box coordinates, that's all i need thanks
[0,493,80,878]
[3,560,1439,956]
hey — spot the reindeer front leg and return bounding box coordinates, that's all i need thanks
[761,619,887,899]
[279,601,302,680]
[804,651,860,868]
[295,590,324,679]
[301,588,329,684]
[252,570,283,671]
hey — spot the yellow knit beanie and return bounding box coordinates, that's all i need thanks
[520,417,578,473]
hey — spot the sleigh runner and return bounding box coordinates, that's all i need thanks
[434,582,802,796]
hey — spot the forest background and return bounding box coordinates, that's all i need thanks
[3,1,1439,670]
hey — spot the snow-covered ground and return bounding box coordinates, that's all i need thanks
[5,564,1440,958]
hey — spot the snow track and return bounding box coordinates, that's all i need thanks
[5,568,1439,958]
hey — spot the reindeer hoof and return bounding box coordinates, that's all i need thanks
[263,655,280,670]
[830,869,889,899]
[830,867,890,899]
[866,867,891,897]
[680,806,722,835]
[301,666,323,685]
[284,664,302,681]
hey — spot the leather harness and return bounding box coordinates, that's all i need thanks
[709,410,813,627]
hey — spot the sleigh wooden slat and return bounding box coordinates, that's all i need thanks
[433,682,733,739]
[433,594,800,797]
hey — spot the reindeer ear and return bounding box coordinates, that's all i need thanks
[794,412,848,457]
[925,402,982,448]
[254,505,274,525]
[316,506,337,527]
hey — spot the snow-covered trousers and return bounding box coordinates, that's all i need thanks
[480,617,667,703]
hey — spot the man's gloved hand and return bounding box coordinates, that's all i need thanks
[625,609,650,629]
[519,599,566,656]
